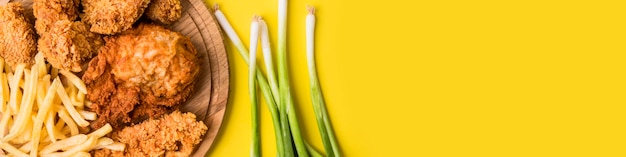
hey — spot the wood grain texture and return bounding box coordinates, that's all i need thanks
[4,0,229,156]
[172,0,230,156]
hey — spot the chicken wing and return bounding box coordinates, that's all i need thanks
[38,20,103,72]
[0,2,37,66]
[92,110,208,157]
[33,0,79,35]
[81,0,150,34]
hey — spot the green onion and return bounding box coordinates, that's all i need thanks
[306,142,324,157]
[249,16,261,157]
[214,5,292,156]
[306,6,341,157]
[260,18,281,109]
[259,18,288,157]
[214,3,333,157]
[277,0,309,156]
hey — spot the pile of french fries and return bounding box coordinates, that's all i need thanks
[0,53,124,157]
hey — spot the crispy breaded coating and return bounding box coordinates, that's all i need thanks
[81,0,150,34]
[83,54,141,130]
[82,23,200,130]
[145,0,182,25]
[0,2,37,66]
[33,0,79,35]
[38,20,103,72]
[92,110,208,157]
[107,23,200,107]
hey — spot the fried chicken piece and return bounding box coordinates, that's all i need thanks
[0,2,37,66]
[38,20,103,72]
[81,0,150,34]
[83,23,200,130]
[83,55,140,129]
[107,23,200,107]
[145,0,182,25]
[33,0,79,35]
[93,111,208,157]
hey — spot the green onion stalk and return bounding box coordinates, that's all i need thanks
[306,6,340,157]
[277,0,309,156]
[213,5,292,156]
[249,16,261,157]
[259,18,288,157]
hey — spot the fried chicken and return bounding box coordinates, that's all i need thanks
[83,54,141,129]
[81,0,151,34]
[92,110,208,157]
[0,2,37,66]
[83,23,200,130]
[38,20,103,72]
[107,23,200,107]
[33,0,79,35]
[145,0,182,25]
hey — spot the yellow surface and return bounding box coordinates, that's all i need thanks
[203,0,626,156]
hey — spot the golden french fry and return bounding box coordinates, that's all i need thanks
[41,136,96,157]
[78,110,96,121]
[101,143,126,151]
[57,108,79,136]
[44,108,59,142]
[3,65,37,142]
[30,78,61,157]
[35,53,47,78]
[36,75,51,108]
[8,63,24,115]
[17,140,32,153]
[88,124,112,138]
[0,107,11,138]
[93,137,114,150]
[54,117,65,131]
[17,135,48,154]
[8,114,33,145]
[70,152,91,157]
[39,134,88,155]
[61,126,71,135]
[68,86,84,108]
[1,54,112,157]
[84,101,93,109]
[1,74,9,110]
[59,70,87,94]
[76,92,85,105]
[0,142,28,157]
[56,86,89,127]
[0,73,7,113]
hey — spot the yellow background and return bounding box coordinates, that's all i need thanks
[203,0,626,156]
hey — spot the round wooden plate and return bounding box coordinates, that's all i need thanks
[4,0,230,156]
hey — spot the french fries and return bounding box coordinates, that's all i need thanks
[0,53,125,156]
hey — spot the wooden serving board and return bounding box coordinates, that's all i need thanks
[3,0,230,156]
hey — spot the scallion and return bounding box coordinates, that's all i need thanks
[214,5,292,156]
[249,16,261,157]
[306,6,341,157]
[277,0,309,156]
[259,18,287,157]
